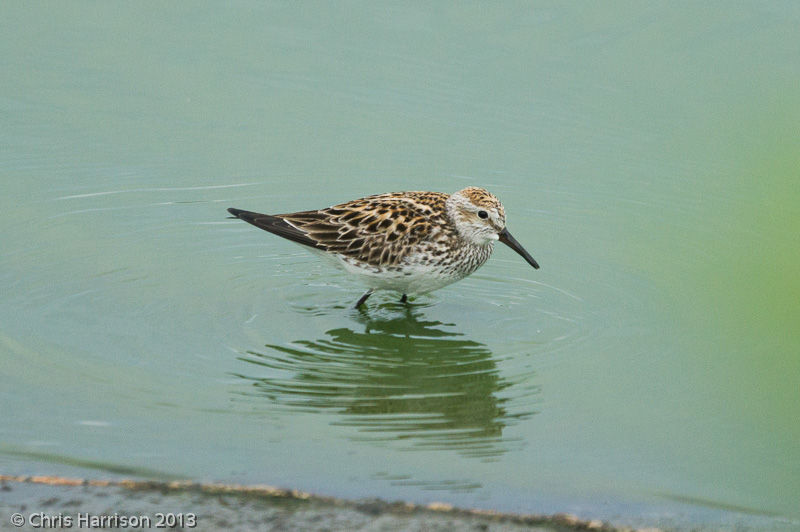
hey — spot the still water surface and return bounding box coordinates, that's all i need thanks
[2,3,799,530]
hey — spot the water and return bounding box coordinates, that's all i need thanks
[2,3,799,530]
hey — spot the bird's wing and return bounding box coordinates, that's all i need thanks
[227,208,320,249]
[229,191,451,267]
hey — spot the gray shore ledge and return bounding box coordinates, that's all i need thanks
[0,475,657,532]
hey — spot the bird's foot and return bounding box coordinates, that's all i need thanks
[355,289,373,309]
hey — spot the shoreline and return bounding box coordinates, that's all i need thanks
[0,474,644,532]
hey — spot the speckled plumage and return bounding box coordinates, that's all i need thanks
[228,187,539,308]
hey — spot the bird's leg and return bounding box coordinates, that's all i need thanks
[399,294,408,304]
[355,289,373,309]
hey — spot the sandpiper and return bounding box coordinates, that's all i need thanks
[228,187,539,308]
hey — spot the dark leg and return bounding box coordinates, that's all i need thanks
[355,289,373,309]
[400,294,408,304]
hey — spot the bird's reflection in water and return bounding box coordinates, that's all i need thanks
[235,304,538,460]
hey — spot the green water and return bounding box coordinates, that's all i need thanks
[2,3,798,529]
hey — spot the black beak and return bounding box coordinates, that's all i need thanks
[498,228,539,269]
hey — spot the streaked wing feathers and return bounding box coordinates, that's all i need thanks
[230,191,450,267]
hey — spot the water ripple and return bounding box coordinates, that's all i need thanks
[232,306,538,460]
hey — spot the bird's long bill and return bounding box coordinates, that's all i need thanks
[498,228,540,269]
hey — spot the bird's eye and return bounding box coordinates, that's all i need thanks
[478,210,489,219]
